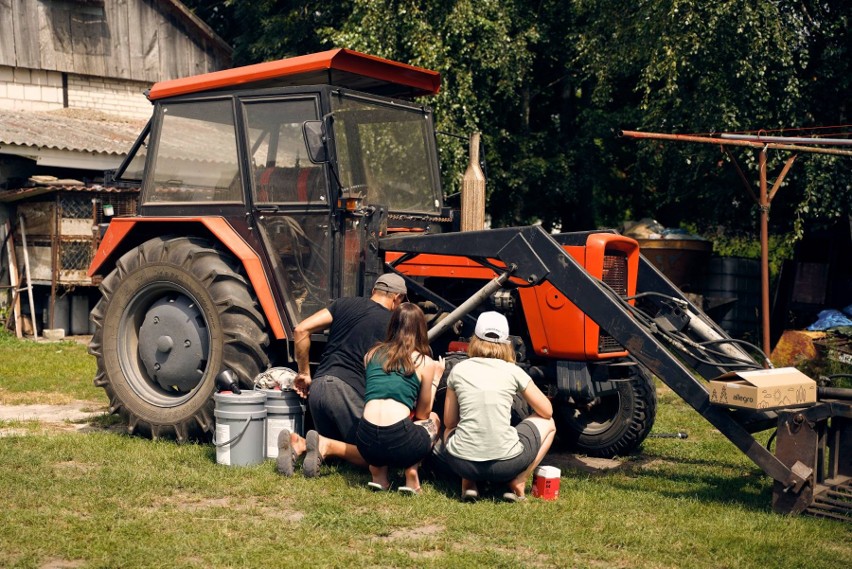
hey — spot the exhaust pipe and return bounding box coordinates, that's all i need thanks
[460,132,485,231]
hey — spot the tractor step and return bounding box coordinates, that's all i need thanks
[806,478,852,522]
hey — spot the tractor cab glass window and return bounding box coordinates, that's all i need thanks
[330,95,441,214]
[242,97,331,323]
[114,120,150,183]
[243,98,326,205]
[144,100,242,204]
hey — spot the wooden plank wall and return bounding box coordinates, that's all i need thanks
[0,0,230,82]
[10,0,41,70]
[0,1,15,68]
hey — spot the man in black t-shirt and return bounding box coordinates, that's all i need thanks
[277,273,407,477]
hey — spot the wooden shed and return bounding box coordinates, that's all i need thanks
[0,0,231,83]
[0,0,232,337]
[1,182,139,335]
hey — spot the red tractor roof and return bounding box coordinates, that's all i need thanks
[147,48,441,101]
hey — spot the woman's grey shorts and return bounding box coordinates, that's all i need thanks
[439,420,542,483]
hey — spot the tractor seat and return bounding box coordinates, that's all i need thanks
[254,166,325,204]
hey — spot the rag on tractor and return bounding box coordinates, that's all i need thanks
[87,49,851,518]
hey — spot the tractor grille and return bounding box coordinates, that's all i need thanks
[598,252,628,353]
[602,252,628,295]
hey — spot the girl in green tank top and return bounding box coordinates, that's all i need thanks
[357,303,445,493]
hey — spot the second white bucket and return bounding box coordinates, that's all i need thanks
[262,388,305,459]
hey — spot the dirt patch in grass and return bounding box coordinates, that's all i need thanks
[490,544,556,569]
[146,491,306,523]
[544,453,624,474]
[0,401,113,437]
[54,460,97,474]
[0,402,106,423]
[376,523,443,542]
[636,458,675,470]
[148,491,241,512]
[40,559,84,569]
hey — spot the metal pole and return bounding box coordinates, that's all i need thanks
[49,197,58,332]
[427,270,511,341]
[4,220,22,338]
[18,216,39,340]
[720,133,852,146]
[619,130,852,157]
[758,148,771,356]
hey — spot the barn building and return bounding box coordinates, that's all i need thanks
[0,0,231,337]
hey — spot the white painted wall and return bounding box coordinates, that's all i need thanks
[0,65,152,119]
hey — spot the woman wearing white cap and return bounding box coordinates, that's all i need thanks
[439,311,556,502]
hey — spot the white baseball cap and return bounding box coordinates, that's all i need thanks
[474,311,511,344]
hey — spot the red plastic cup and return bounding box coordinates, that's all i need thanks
[531,465,561,500]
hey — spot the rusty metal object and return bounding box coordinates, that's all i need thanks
[720,133,852,146]
[808,479,852,521]
[772,403,852,518]
[814,335,852,367]
[770,330,825,367]
[619,130,852,158]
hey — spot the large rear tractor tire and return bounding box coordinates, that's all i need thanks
[555,366,656,458]
[88,236,270,441]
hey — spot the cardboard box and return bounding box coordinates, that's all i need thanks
[708,367,817,410]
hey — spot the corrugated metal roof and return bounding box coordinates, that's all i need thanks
[0,108,148,155]
[0,184,139,203]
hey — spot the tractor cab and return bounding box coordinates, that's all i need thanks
[109,49,446,323]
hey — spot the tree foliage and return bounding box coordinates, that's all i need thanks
[572,0,850,237]
[183,0,850,237]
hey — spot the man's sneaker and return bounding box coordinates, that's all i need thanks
[302,430,323,478]
[275,429,295,476]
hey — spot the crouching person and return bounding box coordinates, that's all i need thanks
[438,311,556,502]
[356,303,444,494]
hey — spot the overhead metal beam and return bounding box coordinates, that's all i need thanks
[619,130,852,157]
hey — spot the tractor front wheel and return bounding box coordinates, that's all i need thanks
[555,365,656,458]
[88,236,270,441]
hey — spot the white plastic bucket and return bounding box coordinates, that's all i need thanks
[262,388,305,459]
[213,391,267,466]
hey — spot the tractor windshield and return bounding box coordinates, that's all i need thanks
[331,94,442,214]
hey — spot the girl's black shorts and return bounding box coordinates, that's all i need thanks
[356,416,432,469]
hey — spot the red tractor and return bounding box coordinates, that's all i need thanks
[89,49,850,516]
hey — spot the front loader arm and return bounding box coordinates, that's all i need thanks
[380,225,808,492]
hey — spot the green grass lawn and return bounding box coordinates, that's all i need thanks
[0,332,101,404]
[0,333,850,568]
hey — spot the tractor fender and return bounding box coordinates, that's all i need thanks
[89,217,286,339]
